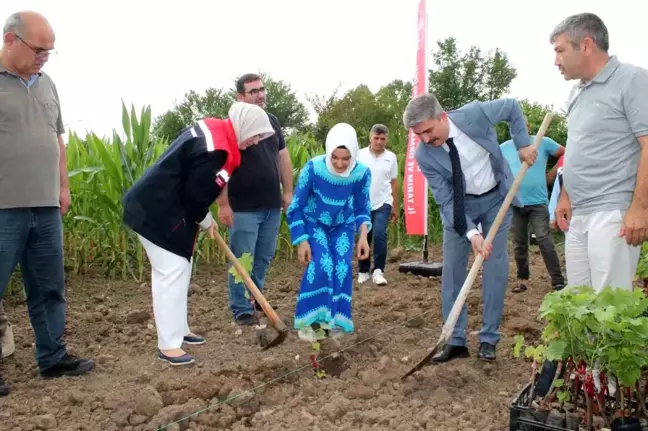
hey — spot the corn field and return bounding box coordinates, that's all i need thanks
[60,104,443,281]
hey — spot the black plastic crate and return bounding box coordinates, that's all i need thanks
[510,382,575,431]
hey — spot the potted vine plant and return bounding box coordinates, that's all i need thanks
[512,285,648,431]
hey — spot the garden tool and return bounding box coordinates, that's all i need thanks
[213,230,289,350]
[402,112,555,379]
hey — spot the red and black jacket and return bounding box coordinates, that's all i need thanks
[122,118,240,260]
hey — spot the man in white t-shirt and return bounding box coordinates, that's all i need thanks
[356,124,399,285]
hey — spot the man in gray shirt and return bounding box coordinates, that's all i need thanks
[550,13,648,292]
[0,11,94,396]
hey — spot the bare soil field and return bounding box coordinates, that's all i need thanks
[0,245,562,431]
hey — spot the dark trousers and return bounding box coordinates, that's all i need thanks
[0,208,68,369]
[511,204,565,287]
[358,204,391,274]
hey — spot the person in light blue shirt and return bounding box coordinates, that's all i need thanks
[500,119,565,292]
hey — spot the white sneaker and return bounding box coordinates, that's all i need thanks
[372,269,388,286]
[357,272,370,284]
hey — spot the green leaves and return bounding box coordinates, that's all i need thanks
[636,243,648,279]
[228,253,254,285]
[545,341,567,361]
[512,284,648,389]
[512,335,525,358]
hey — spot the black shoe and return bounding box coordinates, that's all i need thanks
[553,283,565,291]
[430,344,469,363]
[477,342,496,361]
[40,354,95,379]
[235,313,259,326]
[0,375,9,396]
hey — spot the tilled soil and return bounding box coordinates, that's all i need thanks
[0,245,560,431]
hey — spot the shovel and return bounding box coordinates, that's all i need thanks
[402,112,555,379]
[213,230,289,350]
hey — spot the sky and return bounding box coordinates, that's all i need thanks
[2,0,645,140]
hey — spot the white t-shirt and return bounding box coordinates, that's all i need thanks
[357,147,398,211]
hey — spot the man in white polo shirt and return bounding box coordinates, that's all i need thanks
[551,13,648,292]
[357,124,399,285]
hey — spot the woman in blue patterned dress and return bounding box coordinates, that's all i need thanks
[286,123,372,341]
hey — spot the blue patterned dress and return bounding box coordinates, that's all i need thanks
[286,155,372,333]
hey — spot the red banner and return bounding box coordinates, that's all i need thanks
[404,0,429,236]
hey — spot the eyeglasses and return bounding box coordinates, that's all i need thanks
[244,87,266,97]
[14,34,57,58]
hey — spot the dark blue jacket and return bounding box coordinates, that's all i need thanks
[122,118,240,260]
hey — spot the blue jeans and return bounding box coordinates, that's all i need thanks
[358,204,391,273]
[0,208,67,369]
[441,191,512,347]
[227,210,281,319]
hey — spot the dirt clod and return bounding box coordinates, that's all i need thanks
[126,310,150,324]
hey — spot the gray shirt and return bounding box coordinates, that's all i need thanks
[0,64,65,209]
[563,55,648,216]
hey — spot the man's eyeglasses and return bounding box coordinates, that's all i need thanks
[14,34,57,58]
[245,87,266,97]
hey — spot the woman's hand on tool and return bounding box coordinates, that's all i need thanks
[297,241,312,265]
[207,221,218,240]
[470,234,492,260]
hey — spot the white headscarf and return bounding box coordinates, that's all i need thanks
[325,123,359,177]
[228,102,275,148]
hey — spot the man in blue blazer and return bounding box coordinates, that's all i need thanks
[404,93,537,362]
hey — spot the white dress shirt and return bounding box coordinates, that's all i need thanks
[442,119,497,240]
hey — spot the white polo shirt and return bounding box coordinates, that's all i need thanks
[357,147,398,211]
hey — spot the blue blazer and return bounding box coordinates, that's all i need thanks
[414,98,530,235]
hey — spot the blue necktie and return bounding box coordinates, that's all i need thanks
[446,138,467,237]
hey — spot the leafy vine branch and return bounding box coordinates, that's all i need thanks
[512,285,648,428]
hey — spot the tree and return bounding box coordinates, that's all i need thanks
[308,37,518,149]
[427,38,567,153]
[256,74,310,133]
[495,99,567,144]
[152,88,233,141]
[152,74,310,141]
[429,37,517,110]
[496,99,568,174]
[308,79,413,147]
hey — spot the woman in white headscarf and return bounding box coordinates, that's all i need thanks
[122,102,274,366]
[286,123,372,341]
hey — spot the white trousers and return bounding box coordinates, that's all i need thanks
[565,210,641,292]
[138,235,192,350]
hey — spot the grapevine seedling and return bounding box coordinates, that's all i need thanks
[228,252,254,301]
[306,326,329,379]
[511,285,648,425]
[228,252,254,285]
